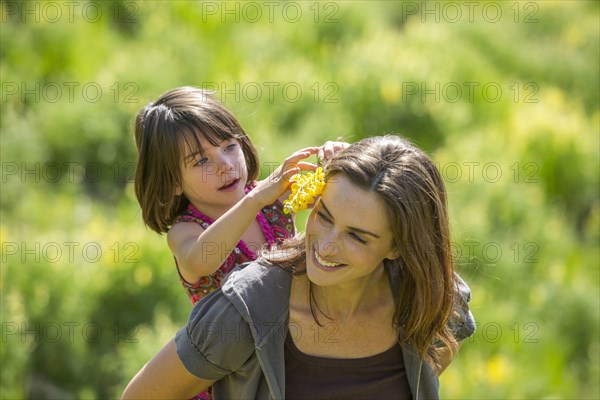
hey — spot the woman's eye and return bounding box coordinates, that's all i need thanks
[315,210,332,224]
[349,233,367,245]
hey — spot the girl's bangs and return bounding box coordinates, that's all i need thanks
[178,122,239,162]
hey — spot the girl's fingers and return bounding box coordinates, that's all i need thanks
[280,149,318,171]
[285,147,319,162]
[280,166,301,181]
[269,147,320,183]
[317,145,329,161]
[295,162,317,170]
[318,141,349,161]
[276,163,316,182]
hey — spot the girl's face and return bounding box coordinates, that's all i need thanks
[179,136,248,218]
[305,174,398,288]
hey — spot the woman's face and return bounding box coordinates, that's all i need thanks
[305,174,398,287]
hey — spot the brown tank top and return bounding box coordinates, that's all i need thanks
[284,332,412,400]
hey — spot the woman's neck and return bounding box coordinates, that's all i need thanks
[294,265,391,323]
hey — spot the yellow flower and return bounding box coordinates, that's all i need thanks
[283,167,326,214]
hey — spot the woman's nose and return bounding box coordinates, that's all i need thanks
[318,231,340,259]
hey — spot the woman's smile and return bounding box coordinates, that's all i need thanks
[311,244,347,270]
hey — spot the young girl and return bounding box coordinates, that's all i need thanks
[133,86,343,305]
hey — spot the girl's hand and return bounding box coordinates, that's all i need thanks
[248,147,319,206]
[317,141,350,164]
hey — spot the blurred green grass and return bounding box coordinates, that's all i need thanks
[1,1,598,399]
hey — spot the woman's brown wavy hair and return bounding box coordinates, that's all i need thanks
[265,134,458,371]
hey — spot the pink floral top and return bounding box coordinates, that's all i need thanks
[173,183,295,305]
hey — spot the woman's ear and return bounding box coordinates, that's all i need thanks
[175,185,183,196]
[386,247,401,261]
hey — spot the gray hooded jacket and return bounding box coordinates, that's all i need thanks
[175,261,475,400]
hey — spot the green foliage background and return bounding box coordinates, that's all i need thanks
[1,1,598,399]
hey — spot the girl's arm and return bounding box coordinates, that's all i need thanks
[121,339,214,399]
[168,147,318,283]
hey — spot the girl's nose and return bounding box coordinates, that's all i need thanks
[218,156,235,173]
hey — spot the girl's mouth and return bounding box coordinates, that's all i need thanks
[218,178,240,192]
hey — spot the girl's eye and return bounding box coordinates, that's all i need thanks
[349,232,368,245]
[225,142,238,151]
[195,157,208,166]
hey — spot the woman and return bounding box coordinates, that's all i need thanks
[122,135,476,400]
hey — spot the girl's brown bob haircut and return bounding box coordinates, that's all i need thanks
[133,86,259,233]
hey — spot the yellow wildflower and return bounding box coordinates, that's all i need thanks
[283,167,326,214]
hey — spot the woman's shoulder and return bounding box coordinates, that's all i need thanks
[176,286,256,377]
[221,261,293,307]
[449,272,476,341]
[385,261,476,342]
[178,261,292,361]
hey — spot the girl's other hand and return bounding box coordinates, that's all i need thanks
[249,147,319,206]
[318,140,350,163]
